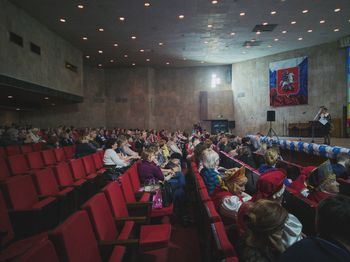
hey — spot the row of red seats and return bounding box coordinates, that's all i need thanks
[0,160,173,261]
[0,142,46,158]
[190,162,238,262]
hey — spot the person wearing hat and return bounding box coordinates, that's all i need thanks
[211,166,252,219]
[306,160,339,203]
[238,170,303,250]
[289,166,316,197]
[318,106,331,145]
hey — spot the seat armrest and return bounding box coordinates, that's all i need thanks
[99,239,139,247]
[115,216,148,225]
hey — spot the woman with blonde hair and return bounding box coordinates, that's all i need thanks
[200,148,221,196]
[258,148,279,174]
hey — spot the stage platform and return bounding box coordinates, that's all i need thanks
[279,137,350,149]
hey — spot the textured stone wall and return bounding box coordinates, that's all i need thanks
[232,41,346,136]
[0,0,83,95]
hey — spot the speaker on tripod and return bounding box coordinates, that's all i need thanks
[266,110,279,139]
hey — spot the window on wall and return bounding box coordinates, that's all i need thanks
[9,31,23,47]
[211,74,221,88]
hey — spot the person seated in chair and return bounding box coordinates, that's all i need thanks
[200,148,222,196]
[103,138,130,171]
[332,153,350,179]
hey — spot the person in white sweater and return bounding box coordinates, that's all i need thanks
[103,139,129,169]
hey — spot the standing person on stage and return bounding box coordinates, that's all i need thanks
[318,106,331,145]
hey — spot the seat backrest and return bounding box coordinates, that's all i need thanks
[82,155,96,174]
[102,182,129,218]
[211,221,237,259]
[8,154,30,175]
[53,162,74,187]
[20,144,33,154]
[32,168,60,196]
[53,148,66,163]
[92,152,103,169]
[199,187,211,202]
[0,191,15,246]
[16,239,59,262]
[69,159,87,180]
[41,149,57,166]
[0,147,6,158]
[26,151,45,169]
[204,201,221,223]
[0,157,11,180]
[49,211,102,262]
[119,174,137,203]
[81,193,118,241]
[63,146,74,160]
[128,164,141,192]
[32,143,43,152]
[1,175,38,209]
[5,145,21,156]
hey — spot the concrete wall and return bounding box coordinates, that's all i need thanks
[232,41,347,136]
[0,0,83,95]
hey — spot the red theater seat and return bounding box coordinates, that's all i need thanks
[53,147,67,163]
[210,221,237,261]
[41,149,57,166]
[32,143,44,152]
[26,151,46,170]
[5,145,21,156]
[70,158,97,181]
[49,210,125,262]
[15,239,59,262]
[20,144,33,154]
[8,154,33,176]
[119,174,150,203]
[204,201,221,223]
[63,145,75,160]
[92,152,106,173]
[0,147,6,158]
[0,157,11,181]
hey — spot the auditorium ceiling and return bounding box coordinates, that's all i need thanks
[10,0,350,68]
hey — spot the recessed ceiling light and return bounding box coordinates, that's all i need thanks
[334,8,341,12]
[334,28,340,32]
[77,4,84,9]
[113,43,118,47]
[307,29,313,33]
[204,41,209,44]
[119,17,125,21]
[140,49,145,52]
[251,39,256,42]
[166,62,170,65]
[98,64,102,67]
[178,15,184,19]
[131,36,136,39]
[183,58,187,60]
[320,20,325,24]
[268,45,272,48]
[246,45,251,48]
[124,54,128,58]
[110,59,114,63]
[230,32,235,36]
[270,11,277,15]
[158,42,164,46]
[16,108,20,111]
[298,37,303,41]
[256,31,261,35]
[146,58,150,62]
[291,21,296,24]
[98,50,103,54]
[132,63,136,66]
[44,97,49,100]
[59,18,66,23]
[85,55,90,59]
[98,28,104,32]
[7,95,13,99]
[207,24,213,28]
[144,2,151,7]
[82,37,88,40]
[239,12,245,16]
[51,103,55,106]
[274,38,279,41]
[200,61,205,64]
[302,9,308,14]
[262,22,268,26]
[282,30,287,34]
[212,0,218,4]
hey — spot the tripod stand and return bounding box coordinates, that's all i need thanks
[266,121,279,140]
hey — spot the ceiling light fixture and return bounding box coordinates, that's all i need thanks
[212,0,218,4]
[140,49,145,52]
[262,22,268,26]
[240,12,245,16]
[298,37,303,40]
[270,11,277,15]
[183,58,187,60]
[124,54,128,58]
[131,36,136,39]
[146,58,150,62]
[179,15,185,19]
[274,38,279,41]
[200,61,205,64]
[282,30,287,34]
[256,31,261,35]
[113,43,118,47]
[16,108,20,111]
[334,8,341,12]
[302,9,308,14]
[158,42,164,46]
[119,17,125,21]
[230,32,235,35]
[98,50,103,54]
[204,41,209,44]
[85,55,90,59]
[320,20,325,24]
[77,4,84,9]
[166,62,170,65]
[98,64,102,67]
[44,97,49,100]
[207,24,213,28]
[291,21,296,24]
[334,28,340,32]
[144,2,151,7]
[7,95,13,99]
[268,45,272,48]
[59,18,66,23]
[307,29,313,32]
[132,63,136,66]
[82,37,88,40]
[110,59,114,63]
[98,28,104,32]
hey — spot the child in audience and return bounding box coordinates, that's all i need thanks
[306,160,339,203]
[240,199,288,262]
[279,195,350,262]
[258,148,279,174]
[200,148,222,196]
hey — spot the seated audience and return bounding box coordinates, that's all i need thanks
[138,148,165,184]
[279,195,350,262]
[306,160,339,203]
[240,199,288,262]
[332,152,350,179]
[200,148,222,196]
[258,148,279,174]
[289,166,316,197]
[212,166,251,219]
[103,139,129,170]
[75,136,97,158]
[237,146,258,169]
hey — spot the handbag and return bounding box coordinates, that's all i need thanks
[152,189,163,209]
[160,181,173,207]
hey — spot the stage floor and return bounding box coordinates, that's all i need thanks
[278,136,350,149]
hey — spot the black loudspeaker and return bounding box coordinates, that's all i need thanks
[228,121,235,128]
[267,111,275,122]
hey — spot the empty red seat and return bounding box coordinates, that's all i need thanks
[8,154,33,176]
[15,239,59,262]
[41,149,57,166]
[49,210,126,262]
[63,146,75,160]
[69,158,97,181]
[0,157,11,181]
[20,144,33,154]
[0,147,6,158]
[53,147,66,163]
[92,152,106,173]
[5,145,21,156]
[81,155,99,175]
[0,175,58,237]
[32,143,44,152]
[82,193,171,252]
[26,151,45,170]
[126,162,143,193]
